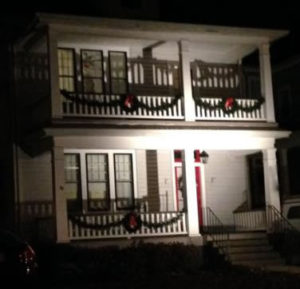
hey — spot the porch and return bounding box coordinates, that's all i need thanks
[17,136,287,243]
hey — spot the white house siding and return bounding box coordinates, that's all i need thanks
[204,150,253,226]
[157,150,175,211]
[17,148,54,240]
[18,149,53,202]
[135,149,148,201]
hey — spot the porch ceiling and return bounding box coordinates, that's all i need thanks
[42,13,288,63]
[57,33,256,63]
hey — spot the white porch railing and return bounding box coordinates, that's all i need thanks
[19,201,54,219]
[234,210,266,231]
[68,211,187,240]
[62,93,184,119]
[195,98,265,121]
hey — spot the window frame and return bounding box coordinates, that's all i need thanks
[80,49,105,94]
[114,153,135,210]
[86,153,110,211]
[58,47,77,92]
[64,153,82,212]
[64,150,136,213]
[108,51,129,95]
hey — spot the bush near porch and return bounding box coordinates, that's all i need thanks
[34,242,300,289]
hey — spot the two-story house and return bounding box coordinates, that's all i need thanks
[9,13,290,248]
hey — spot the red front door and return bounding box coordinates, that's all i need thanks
[174,150,203,226]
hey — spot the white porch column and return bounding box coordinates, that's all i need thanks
[182,148,200,236]
[48,26,62,119]
[52,146,69,243]
[263,148,281,211]
[178,40,195,121]
[259,43,275,123]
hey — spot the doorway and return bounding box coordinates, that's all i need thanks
[173,150,204,226]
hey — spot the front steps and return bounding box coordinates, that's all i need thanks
[208,232,285,267]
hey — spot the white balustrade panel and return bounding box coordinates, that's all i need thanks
[195,98,265,121]
[234,210,267,231]
[68,212,187,240]
[63,94,183,119]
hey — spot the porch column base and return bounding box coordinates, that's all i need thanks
[188,235,203,246]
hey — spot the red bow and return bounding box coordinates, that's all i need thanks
[129,214,137,229]
[124,94,134,108]
[225,97,234,110]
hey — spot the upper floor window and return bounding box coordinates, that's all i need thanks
[109,51,128,94]
[81,50,104,94]
[58,48,76,92]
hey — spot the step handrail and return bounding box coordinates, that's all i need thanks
[266,204,297,233]
[201,207,230,260]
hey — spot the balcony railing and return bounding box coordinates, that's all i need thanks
[15,52,266,122]
[191,61,265,121]
[62,92,184,119]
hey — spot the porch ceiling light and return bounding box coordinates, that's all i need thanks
[200,151,209,164]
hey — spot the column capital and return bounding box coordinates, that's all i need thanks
[259,43,270,55]
[178,40,190,53]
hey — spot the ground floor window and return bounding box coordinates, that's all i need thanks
[86,154,110,211]
[114,154,134,209]
[64,154,82,212]
[64,150,135,212]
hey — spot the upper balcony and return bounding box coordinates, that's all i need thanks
[14,14,288,128]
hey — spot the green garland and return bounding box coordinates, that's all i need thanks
[69,210,184,233]
[193,96,264,115]
[61,90,181,113]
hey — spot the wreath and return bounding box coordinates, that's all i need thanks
[122,211,142,233]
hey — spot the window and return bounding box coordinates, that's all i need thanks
[86,154,110,210]
[64,154,82,212]
[81,50,104,94]
[58,48,76,92]
[64,151,135,212]
[109,51,128,94]
[114,154,134,209]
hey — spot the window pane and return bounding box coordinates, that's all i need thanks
[109,52,127,94]
[114,154,134,209]
[81,50,104,94]
[64,154,81,212]
[82,50,103,78]
[86,154,109,210]
[58,49,75,92]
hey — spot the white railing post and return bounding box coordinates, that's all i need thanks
[178,40,195,122]
[263,148,281,212]
[47,25,62,119]
[259,43,275,123]
[182,148,200,236]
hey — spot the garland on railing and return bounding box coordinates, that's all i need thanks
[193,95,264,114]
[69,215,123,230]
[69,210,185,233]
[61,90,181,113]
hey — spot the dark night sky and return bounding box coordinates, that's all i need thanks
[1,1,300,63]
